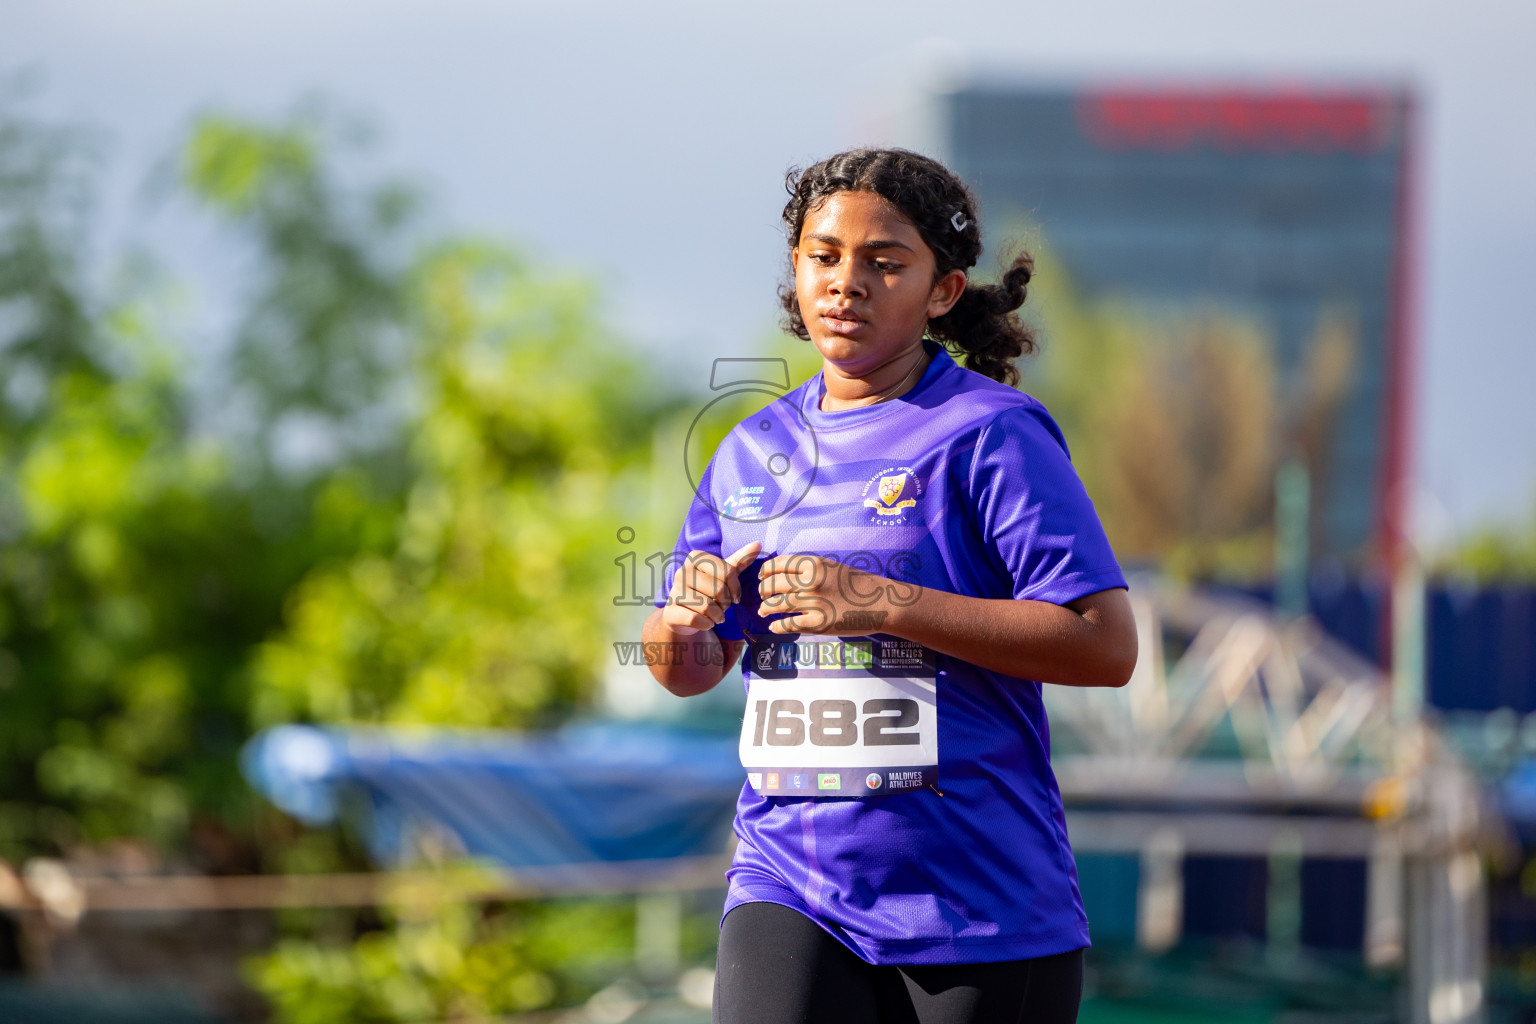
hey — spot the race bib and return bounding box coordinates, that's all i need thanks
[739,636,938,797]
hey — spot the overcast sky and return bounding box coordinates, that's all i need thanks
[9,0,1535,546]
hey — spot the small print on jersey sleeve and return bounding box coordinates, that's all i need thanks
[653,460,745,641]
[968,404,1128,606]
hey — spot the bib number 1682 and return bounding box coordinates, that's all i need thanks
[748,698,919,748]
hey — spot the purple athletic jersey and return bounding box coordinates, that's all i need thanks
[655,339,1127,964]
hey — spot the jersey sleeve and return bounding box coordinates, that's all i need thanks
[967,404,1128,605]
[652,460,746,641]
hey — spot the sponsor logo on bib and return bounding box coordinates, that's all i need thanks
[865,773,883,790]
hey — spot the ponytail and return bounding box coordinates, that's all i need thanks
[927,251,1035,388]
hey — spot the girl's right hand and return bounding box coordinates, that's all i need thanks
[662,541,762,634]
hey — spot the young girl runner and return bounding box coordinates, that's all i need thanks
[643,148,1137,1024]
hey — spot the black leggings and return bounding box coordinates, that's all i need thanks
[714,902,1083,1024]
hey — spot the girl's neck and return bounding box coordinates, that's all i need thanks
[819,341,930,412]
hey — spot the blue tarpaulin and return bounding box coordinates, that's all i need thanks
[241,722,744,868]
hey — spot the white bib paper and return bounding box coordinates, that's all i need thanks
[739,637,939,797]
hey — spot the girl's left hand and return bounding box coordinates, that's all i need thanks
[757,554,904,635]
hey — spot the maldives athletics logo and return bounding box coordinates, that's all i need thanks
[861,466,922,526]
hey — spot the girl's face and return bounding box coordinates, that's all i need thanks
[792,190,966,376]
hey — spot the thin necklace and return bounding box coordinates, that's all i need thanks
[824,348,928,411]
[868,348,929,404]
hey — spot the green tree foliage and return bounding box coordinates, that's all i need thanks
[0,96,327,858]
[248,870,634,1024]
[182,108,419,475]
[0,92,686,1020]
[249,241,663,729]
[0,81,105,438]
[1442,504,1536,582]
[0,96,673,867]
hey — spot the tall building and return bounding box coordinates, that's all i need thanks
[942,85,1414,567]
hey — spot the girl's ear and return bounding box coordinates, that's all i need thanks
[927,270,967,319]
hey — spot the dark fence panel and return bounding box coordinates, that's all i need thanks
[1220,579,1536,713]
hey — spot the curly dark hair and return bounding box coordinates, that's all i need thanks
[779,147,1036,386]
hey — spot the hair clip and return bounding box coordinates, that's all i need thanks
[950,210,970,232]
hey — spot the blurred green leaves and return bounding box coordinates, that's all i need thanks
[251,241,660,730]
[0,89,690,1021]
[0,79,104,437]
[1444,510,1536,582]
[184,118,318,216]
[0,93,676,878]
[248,871,634,1024]
[181,109,418,477]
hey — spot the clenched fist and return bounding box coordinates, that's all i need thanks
[758,553,911,635]
[661,541,762,635]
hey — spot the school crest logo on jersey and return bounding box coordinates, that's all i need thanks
[861,466,921,526]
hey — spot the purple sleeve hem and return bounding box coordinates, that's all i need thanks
[1018,567,1129,606]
